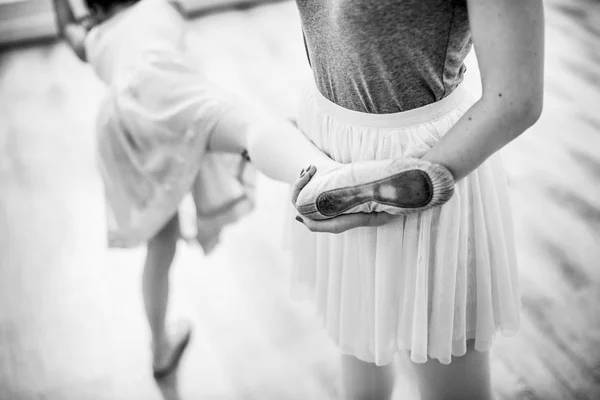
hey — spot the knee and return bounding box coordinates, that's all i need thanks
[149,214,180,251]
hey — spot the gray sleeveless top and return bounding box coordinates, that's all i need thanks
[296,0,472,114]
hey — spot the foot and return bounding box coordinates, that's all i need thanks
[294,158,455,220]
[152,320,192,380]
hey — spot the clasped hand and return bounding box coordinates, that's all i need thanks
[290,165,400,234]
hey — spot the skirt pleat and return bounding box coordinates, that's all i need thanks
[286,84,520,365]
[96,54,254,251]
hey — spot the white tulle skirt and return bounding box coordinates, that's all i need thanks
[286,83,520,365]
[96,53,254,252]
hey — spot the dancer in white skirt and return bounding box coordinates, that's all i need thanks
[54,0,416,381]
[52,0,343,380]
[288,1,545,399]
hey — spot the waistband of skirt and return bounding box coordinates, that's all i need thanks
[311,83,475,130]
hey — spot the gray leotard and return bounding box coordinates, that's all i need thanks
[296,0,472,113]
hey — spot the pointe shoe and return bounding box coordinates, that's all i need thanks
[295,158,455,220]
[152,320,192,380]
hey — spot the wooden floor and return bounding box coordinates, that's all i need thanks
[1,0,599,399]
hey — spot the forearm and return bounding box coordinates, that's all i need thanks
[422,0,545,183]
[421,93,541,182]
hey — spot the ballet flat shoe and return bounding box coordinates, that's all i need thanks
[152,320,192,380]
[295,158,455,220]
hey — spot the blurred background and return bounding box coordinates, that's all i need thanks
[0,0,599,399]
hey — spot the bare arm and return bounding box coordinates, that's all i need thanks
[420,0,545,182]
[53,0,88,61]
[294,0,545,234]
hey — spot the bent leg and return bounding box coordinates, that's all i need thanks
[208,105,338,184]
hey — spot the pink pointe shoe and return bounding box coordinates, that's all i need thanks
[295,158,455,220]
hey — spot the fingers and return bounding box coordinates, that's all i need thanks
[297,214,374,234]
[367,212,399,227]
[295,216,346,234]
[290,164,317,206]
[296,212,399,234]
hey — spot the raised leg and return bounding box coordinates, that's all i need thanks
[207,105,338,184]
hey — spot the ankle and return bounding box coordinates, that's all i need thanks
[152,332,170,352]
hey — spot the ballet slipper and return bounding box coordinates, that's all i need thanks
[152,320,192,380]
[295,158,455,220]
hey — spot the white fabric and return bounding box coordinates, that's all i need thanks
[90,0,254,251]
[285,83,520,365]
[84,0,185,85]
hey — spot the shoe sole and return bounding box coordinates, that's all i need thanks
[314,169,433,218]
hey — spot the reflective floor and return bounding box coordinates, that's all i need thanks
[0,0,599,399]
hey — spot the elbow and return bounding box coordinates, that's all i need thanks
[500,98,543,141]
[519,94,544,128]
[483,83,544,130]
[494,92,544,131]
[514,82,545,128]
